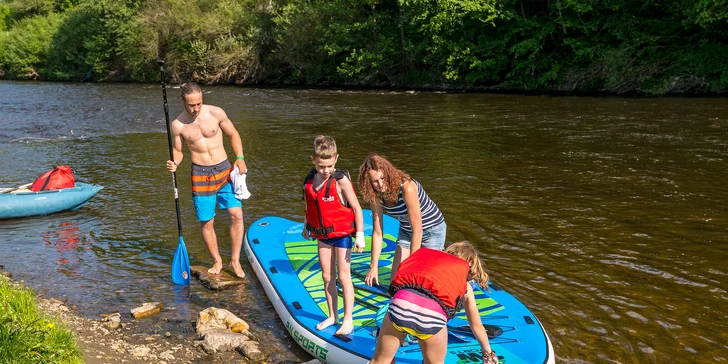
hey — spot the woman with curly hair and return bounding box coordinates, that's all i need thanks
[358,154,446,286]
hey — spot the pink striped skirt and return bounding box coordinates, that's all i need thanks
[388,288,447,340]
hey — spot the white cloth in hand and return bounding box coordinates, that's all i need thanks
[355,231,366,249]
[230,167,251,200]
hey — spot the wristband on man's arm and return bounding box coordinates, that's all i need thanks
[236,155,245,161]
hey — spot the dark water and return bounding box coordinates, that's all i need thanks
[0,80,726,363]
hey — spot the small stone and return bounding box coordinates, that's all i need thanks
[229,321,249,333]
[198,329,248,353]
[196,307,249,336]
[105,313,122,323]
[131,302,163,319]
[131,346,150,358]
[190,266,244,291]
[165,332,171,337]
[159,350,175,361]
[237,340,264,360]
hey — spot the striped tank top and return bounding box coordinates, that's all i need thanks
[381,179,444,233]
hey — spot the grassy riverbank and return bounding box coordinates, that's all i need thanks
[0,0,726,94]
[0,274,283,363]
[0,277,82,363]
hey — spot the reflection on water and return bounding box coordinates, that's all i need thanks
[42,220,84,272]
[0,81,727,362]
[42,221,81,250]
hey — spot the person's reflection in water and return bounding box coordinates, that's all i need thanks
[41,221,83,274]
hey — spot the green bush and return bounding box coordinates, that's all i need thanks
[44,4,111,80]
[0,4,10,31]
[0,12,64,78]
[0,0,726,93]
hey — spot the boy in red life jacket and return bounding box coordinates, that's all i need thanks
[302,135,365,335]
[370,242,498,364]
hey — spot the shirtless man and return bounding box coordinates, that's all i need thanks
[165,82,247,278]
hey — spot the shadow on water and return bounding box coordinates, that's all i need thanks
[0,81,727,362]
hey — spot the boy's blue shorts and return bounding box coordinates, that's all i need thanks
[318,235,354,249]
[192,183,242,222]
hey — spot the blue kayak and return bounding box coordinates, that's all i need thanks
[0,182,103,220]
[244,210,555,364]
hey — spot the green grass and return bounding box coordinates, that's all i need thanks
[0,277,82,364]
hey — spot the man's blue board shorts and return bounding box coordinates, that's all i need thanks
[191,160,242,222]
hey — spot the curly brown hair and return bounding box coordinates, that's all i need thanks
[445,241,490,290]
[358,154,410,203]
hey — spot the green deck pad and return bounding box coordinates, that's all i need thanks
[285,234,503,328]
[286,235,396,327]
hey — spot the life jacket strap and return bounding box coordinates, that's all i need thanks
[306,223,334,236]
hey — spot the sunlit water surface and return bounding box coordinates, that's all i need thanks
[0,81,726,363]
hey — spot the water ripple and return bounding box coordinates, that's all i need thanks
[1,82,727,362]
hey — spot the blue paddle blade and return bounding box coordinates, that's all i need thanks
[172,236,191,285]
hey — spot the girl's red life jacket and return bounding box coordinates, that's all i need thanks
[389,248,470,320]
[30,166,75,192]
[303,169,356,240]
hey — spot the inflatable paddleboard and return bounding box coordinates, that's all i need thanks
[244,211,555,363]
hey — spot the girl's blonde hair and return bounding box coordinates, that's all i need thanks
[445,241,489,289]
[358,154,410,203]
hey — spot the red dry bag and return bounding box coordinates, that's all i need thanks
[30,166,76,192]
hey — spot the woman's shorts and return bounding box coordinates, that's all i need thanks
[387,288,447,340]
[396,220,447,251]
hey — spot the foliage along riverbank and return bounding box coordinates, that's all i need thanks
[0,274,82,363]
[0,0,726,95]
[0,269,275,363]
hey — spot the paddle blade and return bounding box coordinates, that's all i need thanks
[172,237,191,285]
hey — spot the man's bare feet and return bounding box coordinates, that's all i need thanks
[316,316,337,331]
[207,262,223,275]
[335,319,354,335]
[229,261,245,279]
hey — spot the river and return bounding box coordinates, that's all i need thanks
[0,80,726,363]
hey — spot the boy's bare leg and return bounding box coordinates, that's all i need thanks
[336,246,354,335]
[201,219,223,274]
[227,207,245,278]
[316,241,338,330]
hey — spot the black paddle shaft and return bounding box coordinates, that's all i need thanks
[156,60,184,237]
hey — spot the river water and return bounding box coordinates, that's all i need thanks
[0,80,726,363]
